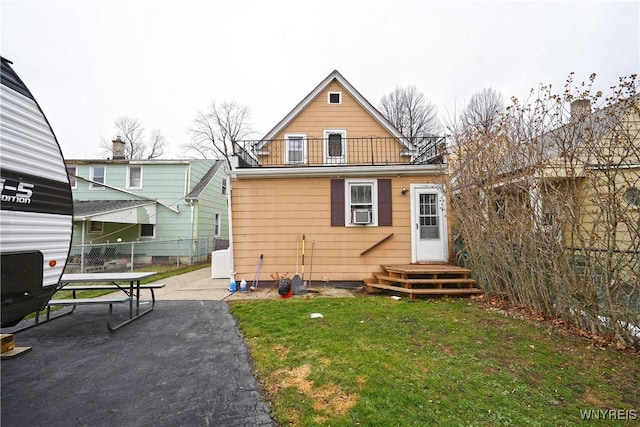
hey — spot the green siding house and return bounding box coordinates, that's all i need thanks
[65,153,229,271]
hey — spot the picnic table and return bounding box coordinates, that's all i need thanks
[35,272,164,331]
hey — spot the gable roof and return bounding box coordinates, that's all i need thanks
[257,70,412,150]
[186,160,225,200]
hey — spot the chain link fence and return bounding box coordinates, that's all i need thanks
[64,238,229,274]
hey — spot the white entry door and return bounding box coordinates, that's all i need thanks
[411,184,447,262]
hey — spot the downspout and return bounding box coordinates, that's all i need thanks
[227,157,238,280]
[190,200,195,264]
[183,199,195,265]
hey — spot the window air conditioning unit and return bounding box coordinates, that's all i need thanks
[352,209,372,225]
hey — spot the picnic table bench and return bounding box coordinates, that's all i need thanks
[41,295,132,331]
[12,272,162,333]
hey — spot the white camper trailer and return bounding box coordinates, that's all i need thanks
[1,57,73,327]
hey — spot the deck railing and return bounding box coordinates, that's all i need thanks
[237,136,446,168]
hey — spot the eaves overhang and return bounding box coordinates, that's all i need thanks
[231,164,448,179]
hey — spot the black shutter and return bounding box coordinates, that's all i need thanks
[331,179,345,226]
[378,179,392,226]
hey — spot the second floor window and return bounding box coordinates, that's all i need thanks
[66,166,77,189]
[324,130,346,164]
[127,166,142,189]
[90,165,105,190]
[285,134,306,164]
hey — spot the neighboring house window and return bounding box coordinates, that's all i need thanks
[330,178,392,227]
[127,166,142,189]
[625,187,640,207]
[285,133,307,164]
[324,129,346,164]
[214,213,221,237]
[328,91,341,104]
[90,165,105,189]
[221,177,227,195]
[89,221,103,233]
[140,224,155,238]
[66,166,77,189]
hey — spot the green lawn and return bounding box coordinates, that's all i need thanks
[229,297,639,426]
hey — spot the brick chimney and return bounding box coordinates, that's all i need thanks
[112,136,126,159]
[570,99,591,122]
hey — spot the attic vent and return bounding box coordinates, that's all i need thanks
[328,92,341,104]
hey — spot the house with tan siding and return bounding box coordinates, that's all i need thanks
[228,70,459,288]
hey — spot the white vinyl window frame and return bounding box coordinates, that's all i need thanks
[126,165,143,190]
[284,133,307,165]
[328,91,342,104]
[90,165,106,190]
[323,129,347,164]
[66,165,77,189]
[345,178,378,227]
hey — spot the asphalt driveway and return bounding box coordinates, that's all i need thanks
[1,297,274,426]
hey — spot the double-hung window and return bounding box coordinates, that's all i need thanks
[127,166,142,189]
[331,178,392,227]
[346,179,376,226]
[90,165,105,189]
[324,129,346,164]
[285,134,306,164]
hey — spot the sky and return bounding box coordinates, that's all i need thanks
[1,0,638,160]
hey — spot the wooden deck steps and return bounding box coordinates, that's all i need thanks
[364,264,482,299]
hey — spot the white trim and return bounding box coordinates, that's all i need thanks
[126,165,143,190]
[232,164,447,179]
[323,129,347,164]
[345,178,378,227]
[410,183,448,262]
[328,91,342,104]
[284,133,307,164]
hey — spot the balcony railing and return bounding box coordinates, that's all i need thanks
[236,136,446,168]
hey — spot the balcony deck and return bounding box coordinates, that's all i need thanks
[236,136,446,168]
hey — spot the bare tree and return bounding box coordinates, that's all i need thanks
[379,85,442,141]
[459,87,505,134]
[185,101,254,168]
[451,73,640,349]
[100,116,166,159]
